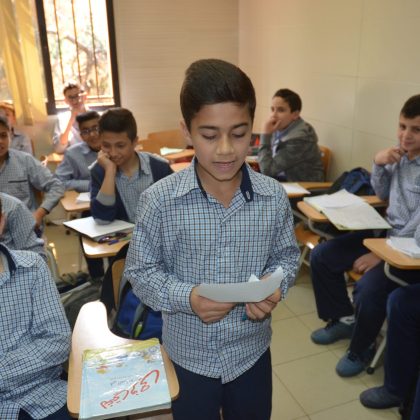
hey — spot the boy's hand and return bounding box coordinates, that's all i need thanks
[97,150,117,173]
[33,208,48,229]
[245,287,281,320]
[262,115,281,135]
[374,146,404,166]
[190,287,235,323]
[352,252,381,274]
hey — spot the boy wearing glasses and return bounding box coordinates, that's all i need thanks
[56,111,101,192]
[52,81,89,153]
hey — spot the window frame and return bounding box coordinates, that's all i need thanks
[35,0,120,115]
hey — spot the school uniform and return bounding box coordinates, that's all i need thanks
[0,244,71,420]
[10,130,33,155]
[124,161,300,419]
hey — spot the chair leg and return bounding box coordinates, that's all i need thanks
[367,335,387,374]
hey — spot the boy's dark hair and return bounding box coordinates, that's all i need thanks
[63,81,82,96]
[401,94,420,119]
[98,108,137,141]
[273,88,302,113]
[0,115,10,130]
[180,58,256,130]
[76,111,100,127]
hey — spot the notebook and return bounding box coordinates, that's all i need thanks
[63,216,134,241]
[79,340,171,420]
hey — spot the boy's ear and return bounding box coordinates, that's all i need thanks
[180,120,193,147]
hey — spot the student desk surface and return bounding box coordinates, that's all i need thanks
[363,238,420,270]
[67,301,179,418]
[82,236,128,258]
[60,190,90,213]
[162,148,195,163]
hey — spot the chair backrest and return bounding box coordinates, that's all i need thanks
[147,129,186,149]
[112,258,126,308]
[136,138,161,154]
[319,145,331,179]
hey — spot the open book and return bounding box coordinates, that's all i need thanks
[63,216,134,241]
[79,340,171,420]
[303,189,391,230]
[387,237,420,259]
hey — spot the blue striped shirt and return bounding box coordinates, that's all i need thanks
[0,245,70,420]
[125,162,299,383]
[371,155,420,237]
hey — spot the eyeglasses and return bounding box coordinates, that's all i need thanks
[67,94,82,101]
[80,126,99,136]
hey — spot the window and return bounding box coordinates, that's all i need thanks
[36,0,120,114]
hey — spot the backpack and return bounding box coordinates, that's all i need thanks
[113,281,163,341]
[328,167,375,196]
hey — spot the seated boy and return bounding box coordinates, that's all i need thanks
[55,110,101,191]
[360,281,420,415]
[0,116,64,229]
[124,59,300,420]
[258,88,324,181]
[0,192,45,259]
[90,107,173,224]
[0,200,72,420]
[0,102,33,155]
[309,94,420,377]
[52,81,88,153]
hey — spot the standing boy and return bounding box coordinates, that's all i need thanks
[0,116,64,229]
[0,102,33,155]
[124,59,300,420]
[0,198,72,420]
[55,110,101,192]
[52,81,88,153]
[90,107,173,224]
[258,88,324,181]
[309,94,420,377]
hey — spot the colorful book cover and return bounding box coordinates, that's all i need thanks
[79,339,171,420]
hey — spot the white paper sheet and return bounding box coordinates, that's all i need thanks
[196,267,284,303]
[387,237,420,258]
[281,183,310,196]
[76,192,90,203]
[160,147,183,156]
[304,189,364,210]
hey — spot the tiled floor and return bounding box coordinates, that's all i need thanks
[45,221,400,420]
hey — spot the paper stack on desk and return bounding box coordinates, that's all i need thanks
[304,189,391,230]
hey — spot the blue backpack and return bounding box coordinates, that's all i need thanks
[113,282,163,341]
[328,167,375,196]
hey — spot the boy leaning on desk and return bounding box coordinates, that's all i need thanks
[309,94,420,378]
[124,58,300,420]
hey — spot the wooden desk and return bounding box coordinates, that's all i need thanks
[60,190,90,213]
[363,238,420,270]
[46,152,64,165]
[162,149,195,163]
[67,301,179,418]
[299,181,333,190]
[82,236,128,258]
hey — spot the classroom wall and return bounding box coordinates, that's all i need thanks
[238,0,420,179]
[112,0,239,138]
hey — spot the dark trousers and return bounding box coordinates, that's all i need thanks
[310,230,420,355]
[171,349,272,420]
[19,405,71,420]
[385,285,420,419]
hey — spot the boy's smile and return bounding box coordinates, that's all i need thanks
[182,102,252,190]
[398,115,420,159]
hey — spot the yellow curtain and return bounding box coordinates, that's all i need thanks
[0,0,47,124]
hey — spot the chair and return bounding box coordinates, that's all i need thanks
[147,128,186,150]
[136,138,161,154]
[294,221,323,270]
[319,145,331,180]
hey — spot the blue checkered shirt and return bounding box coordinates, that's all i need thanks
[0,193,45,259]
[55,141,97,192]
[371,155,420,237]
[10,130,33,155]
[0,244,71,420]
[0,149,64,213]
[125,162,299,383]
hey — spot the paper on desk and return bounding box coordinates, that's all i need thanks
[387,237,420,258]
[304,189,364,211]
[76,192,90,203]
[196,267,283,303]
[281,183,310,196]
[160,147,183,156]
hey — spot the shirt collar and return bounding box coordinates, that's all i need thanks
[0,243,17,272]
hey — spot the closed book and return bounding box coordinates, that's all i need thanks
[79,339,171,420]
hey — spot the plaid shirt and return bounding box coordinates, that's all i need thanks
[125,162,299,383]
[0,149,64,213]
[55,141,97,192]
[0,193,45,259]
[371,154,420,237]
[0,244,70,420]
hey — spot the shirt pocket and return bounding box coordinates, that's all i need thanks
[6,179,30,202]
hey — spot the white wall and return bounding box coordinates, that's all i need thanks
[239,0,420,179]
[113,0,238,138]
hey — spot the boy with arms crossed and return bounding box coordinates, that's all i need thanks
[125,59,299,420]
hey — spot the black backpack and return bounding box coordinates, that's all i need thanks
[328,167,375,196]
